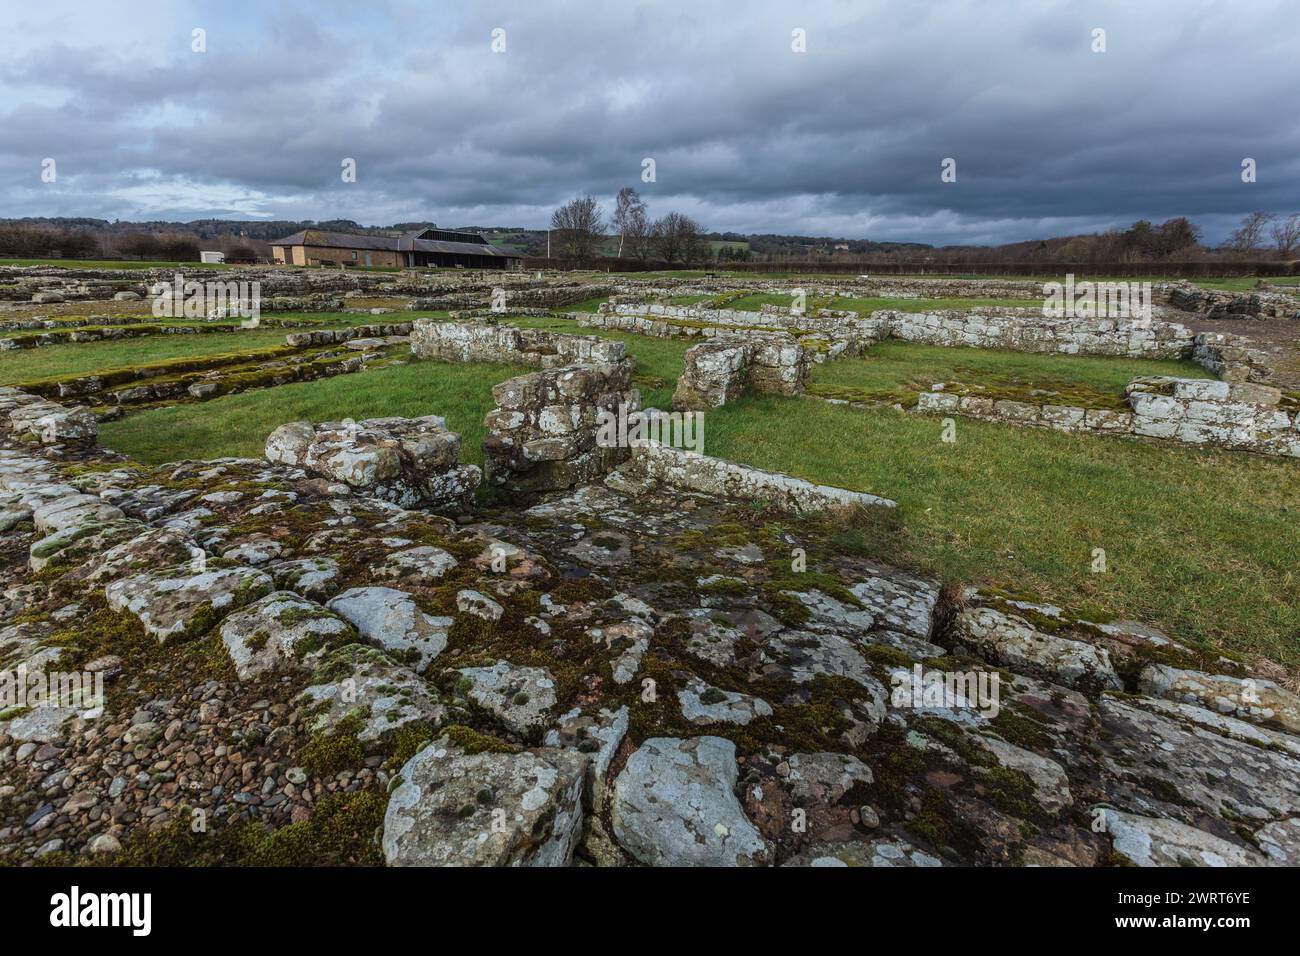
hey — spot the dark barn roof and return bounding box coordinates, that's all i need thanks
[271,228,521,260]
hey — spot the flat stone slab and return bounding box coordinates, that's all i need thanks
[105,565,274,641]
[383,740,588,866]
[677,674,773,726]
[456,660,557,736]
[611,736,768,866]
[219,591,355,680]
[327,586,452,671]
[297,645,445,742]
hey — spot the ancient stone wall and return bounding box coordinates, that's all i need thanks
[0,387,98,444]
[671,335,810,410]
[483,361,640,494]
[410,320,625,367]
[886,308,1193,358]
[1192,331,1277,383]
[265,415,481,509]
[1166,282,1300,320]
[915,376,1299,458]
[622,438,896,512]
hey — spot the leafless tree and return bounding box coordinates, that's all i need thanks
[611,187,646,258]
[652,212,707,266]
[1270,213,1300,259]
[625,205,652,260]
[1229,212,1274,254]
[550,195,606,261]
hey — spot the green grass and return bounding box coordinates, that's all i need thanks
[98,358,526,466]
[0,312,413,384]
[701,394,1300,667]
[810,341,1210,408]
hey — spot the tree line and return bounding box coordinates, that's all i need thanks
[549,188,708,265]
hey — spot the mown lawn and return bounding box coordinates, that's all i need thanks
[0,312,416,384]
[702,394,1300,668]
[722,293,1037,313]
[810,341,1211,407]
[98,358,526,466]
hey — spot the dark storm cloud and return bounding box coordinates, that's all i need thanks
[0,0,1296,244]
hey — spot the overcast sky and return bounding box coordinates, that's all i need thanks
[1,0,1297,245]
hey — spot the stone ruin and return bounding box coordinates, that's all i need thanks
[265,415,481,510]
[483,361,640,494]
[917,375,1299,458]
[409,319,625,367]
[0,387,98,445]
[1166,281,1300,320]
[671,335,810,410]
[1,387,1297,869]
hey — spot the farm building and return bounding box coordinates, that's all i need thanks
[270,228,523,269]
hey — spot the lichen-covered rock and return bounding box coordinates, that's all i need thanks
[1138,664,1300,734]
[326,586,452,671]
[677,674,773,725]
[482,360,640,494]
[543,705,629,795]
[265,415,481,509]
[219,591,355,679]
[611,736,768,866]
[957,606,1122,692]
[383,740,588,866]
[28,518,143,573]
[297,645,445,742]
[267,556,341,600]
[372,545,457,583]
[1097,808,1265,867]
[104,564,274,641]
[455,660,557,736]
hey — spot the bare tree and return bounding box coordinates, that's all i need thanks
[611,187,646,258]
[1229,211,1274,254]
[550,195,606,261]
[1270,213,1300,259]
[625,205,652,260]
[651,212,707,266]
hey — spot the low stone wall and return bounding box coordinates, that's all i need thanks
[1126,378,1298,456]
[0,388,98,444]
[915,377,1299,458]
[583,302,884,361]
[1192,331,1277,383]
[265,415,480,510]
[624,441,896,512]
[483,361,641,494]
[886,308,1193,358]
[592,299,1195,362]
[1167,283,1300,320]
[672,335,809,410]
[410,320,625,367]
[285,321,413,347]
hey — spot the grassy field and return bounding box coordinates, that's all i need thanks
[0,312,417,384]
[98,358,526,466]
[87,321,1298,666]
[702,394,1300,668]
[810,341,1211,407]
